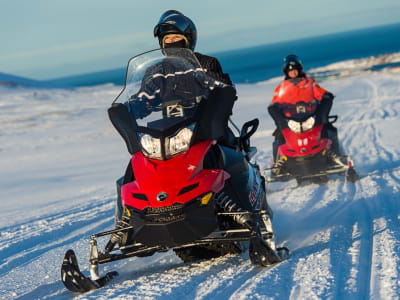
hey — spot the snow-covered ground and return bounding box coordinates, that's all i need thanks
[1,66,400,299]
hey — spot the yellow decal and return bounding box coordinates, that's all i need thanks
[201,193,213,205]
[125,207,131,217]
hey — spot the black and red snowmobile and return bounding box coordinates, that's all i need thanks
[61,48,288,293]
[266,91,359,184]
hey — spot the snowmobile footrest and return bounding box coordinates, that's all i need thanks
[61,249,118,293]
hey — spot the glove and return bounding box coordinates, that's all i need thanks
[322,92,334,101]
[317,92,334,124]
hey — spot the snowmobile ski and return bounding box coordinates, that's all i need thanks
[249,237,289,266]
[60,210,285,293]
[265,156,359,184]
[61,249,118,293]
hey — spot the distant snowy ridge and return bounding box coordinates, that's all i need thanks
[308,51,400,81]
[3,49,400,89]
[0,72,46,88]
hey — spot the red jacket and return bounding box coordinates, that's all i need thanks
[272,76,327,105]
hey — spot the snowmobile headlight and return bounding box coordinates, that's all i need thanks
[166,126,194,158]
[288,120,301,133]
[302,116,315,132]
[288,117,315,133]
[140,134,162,160]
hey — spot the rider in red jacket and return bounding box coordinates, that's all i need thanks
[271,73,328,105]
[268,55,335,175]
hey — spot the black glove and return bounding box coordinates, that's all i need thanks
[316,92,334,124]
[128,100,151,119]
[322,92,334,101]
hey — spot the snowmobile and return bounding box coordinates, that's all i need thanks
[266,94,359,184]
[61,48,288,293]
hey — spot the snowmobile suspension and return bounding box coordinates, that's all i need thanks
[215,192,284,266]
[215,192,253,228]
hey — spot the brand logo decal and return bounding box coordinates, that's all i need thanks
[156,192,168,202]
[296,104,306,113]
[166,104,184,118]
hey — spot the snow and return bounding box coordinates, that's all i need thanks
[1,65,400,299]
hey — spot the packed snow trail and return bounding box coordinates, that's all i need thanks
[0,70,399,299]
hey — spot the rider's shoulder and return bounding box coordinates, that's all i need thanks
[194,52,218,62]
[194,52,223,71]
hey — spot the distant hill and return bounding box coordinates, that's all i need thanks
[0,72,51,88]
[46,22,400,87]
[46,68,125,87]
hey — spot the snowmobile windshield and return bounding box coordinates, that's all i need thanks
[113,48,221,132]
[279,101,318,122]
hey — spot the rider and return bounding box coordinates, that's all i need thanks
[121,10,236,185]
[153,10,232,85]
[268,54,336,176]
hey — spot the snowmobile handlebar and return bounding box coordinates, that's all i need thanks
[240,118,259,153]
[328,115,338,123]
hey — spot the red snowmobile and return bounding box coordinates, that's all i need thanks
[267,90,359,184]
[61,48,288,293]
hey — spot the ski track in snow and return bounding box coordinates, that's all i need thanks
[1,71,400,299]
[0,196,114,277]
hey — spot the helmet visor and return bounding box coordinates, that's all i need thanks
[154,13,190,37]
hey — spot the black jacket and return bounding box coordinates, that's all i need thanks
[195,52,232,85]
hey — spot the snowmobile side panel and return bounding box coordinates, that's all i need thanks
[218,145,265,212]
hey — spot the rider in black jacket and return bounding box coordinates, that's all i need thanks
[121,10,235,184]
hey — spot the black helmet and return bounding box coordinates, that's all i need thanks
[153,10,197,51]
[282,54,303,76]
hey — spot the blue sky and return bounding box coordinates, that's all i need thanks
[1,0,399,80]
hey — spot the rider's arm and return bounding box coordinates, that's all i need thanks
[195,52,233,85]
[211,58,233,86]
[313,81,334,102]
[313,81,335,124]
[269,84,288,130]
[271,85,282,104]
